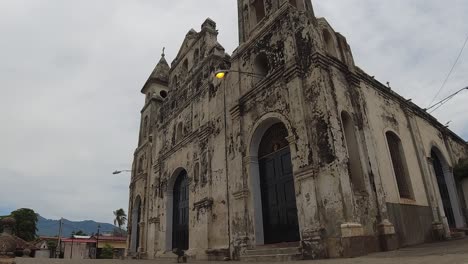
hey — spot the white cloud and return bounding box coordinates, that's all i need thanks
[0,0,466,223]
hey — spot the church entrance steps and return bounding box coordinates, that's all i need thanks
[240,243,302,262]
[451,228,468,235]
[449,230,466,240]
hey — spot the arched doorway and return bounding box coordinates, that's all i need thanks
[258,123,300,244]
[130,196,142,253]
[431,149,456,228]
[172,170,189,250]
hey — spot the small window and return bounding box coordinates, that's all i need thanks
[138,156,144,173]
[143,116,148,139]
[176,123,184,140]
[254,53,269,77]
[172,76,178,87]
[194,163,200,184]
[386,131,413,199]
[193,49,200,65]
[254,0,265,23]
[183,59,188,72]
[341,112,365,192]
[160,90,168,99]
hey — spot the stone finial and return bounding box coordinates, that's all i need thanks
[201,18,216,31]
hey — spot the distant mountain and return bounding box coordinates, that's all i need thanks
[37,215,119,237]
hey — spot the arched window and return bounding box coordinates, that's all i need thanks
[341,112,365,191]
[183,59,188,73]
[193,162,200,184]
[385,131,413,199]
[193,49,200,65]
[254,53,269,77]
[172,75,178,87]
[143,116,148,139]
[322,29,336,56]
[138,156,144,173]
[176,123,184,140]
[254,0,265,23]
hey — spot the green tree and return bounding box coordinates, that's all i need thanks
[10,208,38,241]
[99,243,114,259]
[113,208,127,236]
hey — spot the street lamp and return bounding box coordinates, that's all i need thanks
[112,170,131,175]
[214,69,264,79]
[426,86,468,113]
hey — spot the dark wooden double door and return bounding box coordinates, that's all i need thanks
[431,151,456,228]
[259,147,300,244]
[173,171,189,250]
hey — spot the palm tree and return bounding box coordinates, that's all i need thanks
[113,209,127,237]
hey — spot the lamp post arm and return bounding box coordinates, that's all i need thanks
[426,86,468,113]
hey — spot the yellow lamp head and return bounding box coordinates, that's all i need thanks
[215,71,227,79]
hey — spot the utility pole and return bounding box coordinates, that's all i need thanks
[95,224,101,259]
[55,218,63,258]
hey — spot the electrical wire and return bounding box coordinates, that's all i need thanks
[428,87,468,113]
[428,33,468,107]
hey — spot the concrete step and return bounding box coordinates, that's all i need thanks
[449,231,466,240]
[452,228,468,236]
[245,247,301,256]
[240,253,303,262]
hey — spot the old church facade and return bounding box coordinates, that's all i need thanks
[127,0,468,260]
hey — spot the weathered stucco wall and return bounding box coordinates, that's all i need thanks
[126,0,468,261]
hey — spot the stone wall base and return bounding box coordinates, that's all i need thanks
[341,236,380,258]
[379,233,399,251]
[325,236,380,258]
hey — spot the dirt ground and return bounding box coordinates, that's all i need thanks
[15,238,468,264]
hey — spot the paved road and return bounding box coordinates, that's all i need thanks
[15,238,468,264]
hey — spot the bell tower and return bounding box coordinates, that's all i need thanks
[237,0,315,43]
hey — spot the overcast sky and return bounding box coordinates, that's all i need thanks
[0,1,467,226]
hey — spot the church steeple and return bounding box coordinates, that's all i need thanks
[141,49,171,101]
[146,49,170,89]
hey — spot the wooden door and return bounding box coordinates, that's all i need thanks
[172,171,189,250]
[432,151,455,228]
[258,123,300,244]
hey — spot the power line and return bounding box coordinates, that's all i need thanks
[427,86,468,113]
[428,33,468,107]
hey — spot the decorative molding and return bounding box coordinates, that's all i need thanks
[149,217,160,224]
[193,197,214,210]
[285,135,296,144]
[283,63,302,82]
[345,71,360,87]
[233,188,250,200]
[153,162,161,173]
[131,173,147,184]
[238,65,286,107]
[295,166,316,182]
[243,155,258,165]
[230,103,242,119]
[160,124,212,161]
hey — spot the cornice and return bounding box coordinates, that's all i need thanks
[193,197,214,210]
[159,123,213,161]
[232,188,250,200]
